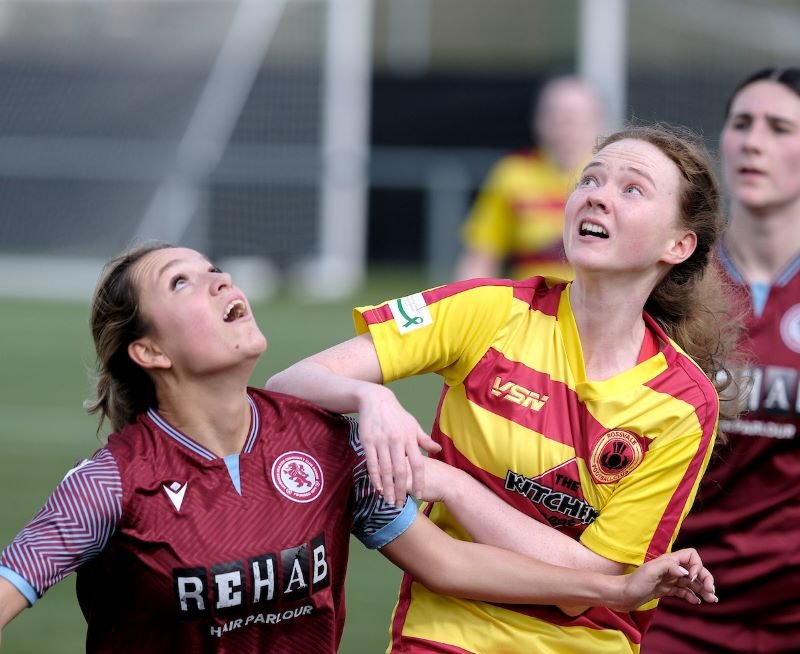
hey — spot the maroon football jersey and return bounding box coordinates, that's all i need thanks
[52,389,410,653]
[647,251,800,652]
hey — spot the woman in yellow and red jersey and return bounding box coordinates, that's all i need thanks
[267,124,741,654]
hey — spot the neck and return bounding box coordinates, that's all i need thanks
[726,200,800,283]
[569,275,654,381]
[155,372,253,457]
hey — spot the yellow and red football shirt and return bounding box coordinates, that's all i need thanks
[461,149,578,280]
[354,277,719,654]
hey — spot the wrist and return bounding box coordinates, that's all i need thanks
[355,380,392,410]
[605,573,628,611]
[443,466,471,507]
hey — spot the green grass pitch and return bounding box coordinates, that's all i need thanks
[0,267,442,654]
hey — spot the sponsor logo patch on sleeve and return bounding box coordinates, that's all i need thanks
[389,293,433,334]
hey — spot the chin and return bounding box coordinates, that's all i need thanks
[245,335,268,357]
[735,189,771,209]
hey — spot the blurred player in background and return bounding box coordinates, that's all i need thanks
[645,67,800,654]
[268,124,740,653]
[454,75,605,281]
[0,244,716,653]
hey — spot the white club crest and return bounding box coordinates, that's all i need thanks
[271,451,324,503]
[780,303,800,354]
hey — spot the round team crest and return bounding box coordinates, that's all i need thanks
[590,430,644,484]
[271,451,324,503]
[780,303,800,354]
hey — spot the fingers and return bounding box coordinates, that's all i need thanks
[388,440,408,507]
[688,566,717,603]
[417,430,442,455]
[375,441,397,506]
[364,442,383,497]
[668,587,703,605]
[407,438,427,499]
[670,548,702,583]
[668,549,717,603]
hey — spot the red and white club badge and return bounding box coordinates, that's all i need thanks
[589,429,645,484]
[271,451,324,503]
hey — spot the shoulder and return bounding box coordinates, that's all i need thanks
[355,279,517,331]
[104,418,154,459]
[489,148,546,177]
[658,345,720,428]
[643,317,720,421]
[509,276,568,313]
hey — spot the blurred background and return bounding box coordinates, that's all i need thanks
[1,1,799,652]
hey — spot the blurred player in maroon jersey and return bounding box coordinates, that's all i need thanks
[646,68,800,654]
[0,244,716,653]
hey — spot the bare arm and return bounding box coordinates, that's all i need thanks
[419,456,624,574]
[266,334,440,505]
[0,577,28,646]
[380,515,715,611]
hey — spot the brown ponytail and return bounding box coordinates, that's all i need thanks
[83,242,174,433]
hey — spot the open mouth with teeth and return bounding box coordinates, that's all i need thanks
[223,299,247,322]
[579,221,609,239]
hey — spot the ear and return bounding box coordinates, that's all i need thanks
[661,230,697,266]
[128,338,172,371]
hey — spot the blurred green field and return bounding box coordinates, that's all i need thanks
[0,267,442,654]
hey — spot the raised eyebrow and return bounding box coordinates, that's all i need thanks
[729,110,753,122]
[626,166,656,188]
[730,111,797,128]
[766,114,799,128]
[157,257,218,281]
[581,161,655,187]
[156,258,186,281]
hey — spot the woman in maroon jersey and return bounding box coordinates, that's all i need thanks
[645,68,800,654]
[0,244,716,652]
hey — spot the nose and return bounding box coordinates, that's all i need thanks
[586,188,608,212]
[741,123,764,153]
[211,271,233,295]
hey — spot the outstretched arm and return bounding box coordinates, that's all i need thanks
[0,577,28,647]
[416,456,624,574]
[266,333,440,505]
[410,457,717,614]
[380,515,715,611]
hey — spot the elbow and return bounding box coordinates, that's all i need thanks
[414,572,454,597]
[265,366,301,394]
[263,371,283,392]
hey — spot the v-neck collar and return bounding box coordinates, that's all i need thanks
[719,241,800,288]
[557,284,669,401]
[147,393,260,461]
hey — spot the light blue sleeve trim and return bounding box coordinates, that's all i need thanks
[357,497,418,550]
[0,565,38,606]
